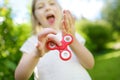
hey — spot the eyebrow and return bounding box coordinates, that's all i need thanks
[35,0,55,7]
[48,0,54,3]
[35,1,44,8]
[48,0,52,2]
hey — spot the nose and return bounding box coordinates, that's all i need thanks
[45,4,51,12]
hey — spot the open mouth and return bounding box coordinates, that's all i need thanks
[46,14,55,24]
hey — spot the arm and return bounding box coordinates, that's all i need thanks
[70,36,94,69]
[15,52,40,80]
[62,10,94,69]
[15,28,61,80]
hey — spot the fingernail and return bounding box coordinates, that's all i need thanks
[63,10,65,13]
[36,43,39,48]
[64,10,67,13]
[59,43,62,46]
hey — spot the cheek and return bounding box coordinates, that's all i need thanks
[35,11,42,18]
[57,11,63,20]
[35,11,44,22]
[55,7,62,18]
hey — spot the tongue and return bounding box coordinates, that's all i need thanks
[48,17,55,24]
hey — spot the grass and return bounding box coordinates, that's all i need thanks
[88,50,120,80]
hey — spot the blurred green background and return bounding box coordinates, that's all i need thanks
[0,0,120,80]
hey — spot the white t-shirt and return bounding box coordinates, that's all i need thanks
[20,32,92,80]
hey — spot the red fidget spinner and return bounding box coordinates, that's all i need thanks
[46,34,73,61]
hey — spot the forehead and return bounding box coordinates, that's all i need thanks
[36,0,57,3]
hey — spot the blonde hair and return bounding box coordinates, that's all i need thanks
[31,0,62,34]
[31,0,42,34]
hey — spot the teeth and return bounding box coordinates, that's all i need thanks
[47,15,54,19]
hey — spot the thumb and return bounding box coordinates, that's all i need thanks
[61,20,67,36]
[36,42,42,50]
[36,42,44,57]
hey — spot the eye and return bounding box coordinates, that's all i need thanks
[49,1,55,5]
[38,6,42,9]
[37,4,44,9]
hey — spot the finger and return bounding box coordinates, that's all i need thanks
[36,42,44,57]
[65,10,72,28]
[66,10,72,27]
[47,34,62,46]
[65,10,76,34]
[61,20,67,36]
[64,10,71,33]
[36,41,42,50]
[66,10,74,34]
[63,14,67,29]
[38,28,57,41]
[67,10,75,25]
[63,10,69,29]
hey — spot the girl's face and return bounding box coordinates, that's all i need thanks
[34,0,62,29]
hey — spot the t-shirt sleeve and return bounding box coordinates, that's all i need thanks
[20,36,38,54]
[75,32,86,45]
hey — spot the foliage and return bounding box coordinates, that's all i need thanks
[101,0,120,31]
[0,6,31,79]
[76,19,113,52]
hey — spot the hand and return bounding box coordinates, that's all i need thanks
[62,10,76,36]
[36,28,61,57]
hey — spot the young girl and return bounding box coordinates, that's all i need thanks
[15,0,94,80]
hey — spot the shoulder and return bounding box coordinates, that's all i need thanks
[27,35,37,42]
[20,35,38,54]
